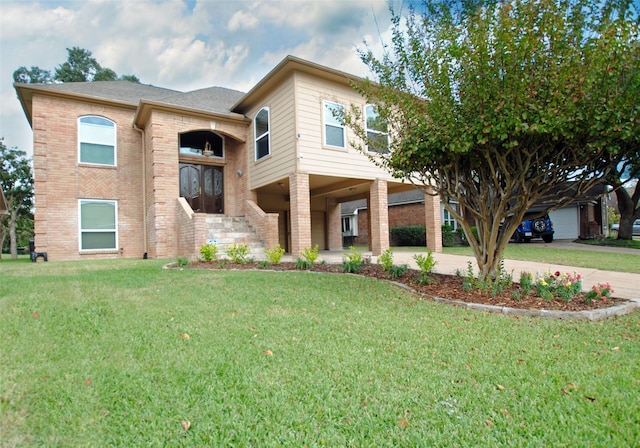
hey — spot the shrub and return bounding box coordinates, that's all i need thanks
[390,225,426,246]
[342,246,364,273]
[584,283,614,303]
[294,257,312,270]
[389,264,409,279]
[199,242,218,262]
[442,224,455,247]
[378,248,394,272]
[227,243,251,264]
[264,244,285,265]
[535,271,583,302]
[413,251,437,284]
[301,244,319,265]
[176,256,189,267]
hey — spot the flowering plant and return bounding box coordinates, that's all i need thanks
[534,270,583,302]
[584,283,614,303]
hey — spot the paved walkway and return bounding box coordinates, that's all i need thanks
[284,242,640,300]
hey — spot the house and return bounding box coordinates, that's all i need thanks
[342,183,610,245]
[14,56,442,262]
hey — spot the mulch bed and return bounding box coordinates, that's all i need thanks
[188,261,625,312]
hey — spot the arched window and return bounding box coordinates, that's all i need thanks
[255,107,270,160]
[179,131,224,158]
[78,116,116,165]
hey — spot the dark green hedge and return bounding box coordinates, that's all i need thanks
[390,225,426,246]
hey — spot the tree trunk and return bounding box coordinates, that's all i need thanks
[615,184,639,241]
[9,208,18,259]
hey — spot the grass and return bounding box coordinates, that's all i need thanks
[1,259,639,446]
[443,244,640,274]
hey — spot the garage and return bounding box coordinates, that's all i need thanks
[549,207,579,240]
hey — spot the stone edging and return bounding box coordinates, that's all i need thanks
[165,262,640,321]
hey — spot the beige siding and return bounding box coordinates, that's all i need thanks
[294,72,397,181]
[248,75,298,189]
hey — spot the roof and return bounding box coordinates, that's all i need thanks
[14,80,246,126]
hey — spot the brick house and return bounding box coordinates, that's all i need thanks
[14,56,442,261]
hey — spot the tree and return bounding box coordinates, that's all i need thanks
[346,0,639,280]
[0,141,34,259]
[604,148,640,239]
[13,47,140,84]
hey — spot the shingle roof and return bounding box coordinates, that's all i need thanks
[21,81,246,115]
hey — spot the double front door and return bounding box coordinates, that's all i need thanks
[179,164,224,213]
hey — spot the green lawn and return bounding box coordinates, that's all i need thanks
[1,259,638,446]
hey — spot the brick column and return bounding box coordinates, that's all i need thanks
[326,198,342,251]
[369,179,389,256]
[289,172,311,256]
[424,188,442,253]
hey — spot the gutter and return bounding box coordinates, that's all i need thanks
[132,123,148,259]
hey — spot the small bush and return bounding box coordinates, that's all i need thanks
[227,243,251,264]
[413,251,437,284]
[342,246,364,273]
[264,244,285,265]
[301,244,320,265]
[390,225,426,246]
[378,248,394,272]
[294,257,312,270]
[176,256,189,267]
[199,242,218,262]
[442,224,455,247]
[389,264,409,279]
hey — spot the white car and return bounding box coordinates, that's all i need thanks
[611,219,640,236]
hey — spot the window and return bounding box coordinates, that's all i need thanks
[78,116,116,165]
[323,101,345,148]
[442,207,458,230]
[179,131,224,158]
[365,104,389,154]
[255,107,270,160]
[79,199,117,250]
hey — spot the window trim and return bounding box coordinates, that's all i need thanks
[78,199,118,251]
[323,100,346,149]
[365,104,390,154]
[254,107,270,161]
[78,115,117,166]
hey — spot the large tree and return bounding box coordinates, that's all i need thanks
[13,46,139,84]
[606,150,640,239]
[346,0,639,279]
[0,142,33,259]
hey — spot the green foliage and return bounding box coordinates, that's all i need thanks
[389,263,409,279]
[347,0,640,281]
[176,257,189,267]
[342,246,364,273]
[264,244,285,265]
[390,225,426,246]
[301,244,319,264]
[378,248,394,271]
[534,271,583,302]
[585,283,614,303]
[519,271,534,295]
[199,242,218,262]
[13,46,140,84]
[441,224,454,247]
[226,243,251,264]
[413,251,437,284]
[462,260,513,296]
[294,257,312,270]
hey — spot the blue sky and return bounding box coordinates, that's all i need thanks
[0,0,408,156]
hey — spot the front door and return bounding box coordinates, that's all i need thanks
[179,164,224,213]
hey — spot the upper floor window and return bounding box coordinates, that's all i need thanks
[365,104,389,154]
[323,101,345,148]
[79,199,117,250]
[255,107,270,160]
[78,116,116,166]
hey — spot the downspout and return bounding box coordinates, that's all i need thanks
[133,123,148,259]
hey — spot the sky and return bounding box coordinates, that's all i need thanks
[0,0,408,157]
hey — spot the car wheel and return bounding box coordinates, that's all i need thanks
[542,235,553,243]
[532,219,547,233]
[513,232,523,243]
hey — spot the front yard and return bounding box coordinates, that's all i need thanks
[1,259,638,446]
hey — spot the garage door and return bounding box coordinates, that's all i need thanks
[549,208,579,240]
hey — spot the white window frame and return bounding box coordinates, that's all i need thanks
[323,100,345,149]
[442,206,458,230]
[78,199,118,251]
[78,116,117,166]
[254,107,270,161]
[365,104,389,154]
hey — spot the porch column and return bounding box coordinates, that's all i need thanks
[369,179,389,256]
[326,198,342,251]
[289,172,311,256]
[424,188,442,253]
